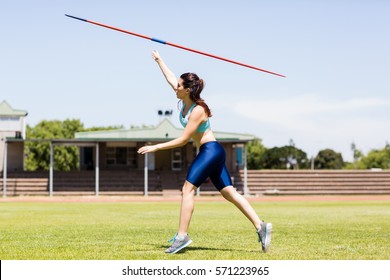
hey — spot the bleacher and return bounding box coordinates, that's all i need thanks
[52,170,161,195]
[1,169,390,196]
[1,170,160,196]
[240,170,390,195]
[0,178,49,196]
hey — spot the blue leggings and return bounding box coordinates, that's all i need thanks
[186,141,233,191]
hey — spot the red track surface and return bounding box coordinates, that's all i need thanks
[1,195,389,203]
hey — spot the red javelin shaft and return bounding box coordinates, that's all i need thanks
[65,14,286,78]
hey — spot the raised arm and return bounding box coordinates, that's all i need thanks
[152,50,178,92]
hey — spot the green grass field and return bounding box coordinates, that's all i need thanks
[0,198,389,260]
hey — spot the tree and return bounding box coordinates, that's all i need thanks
[351,142,363,163]
[24,120,125,171]
[25,119,84,171]
[345,143,390,170]
[314,149,344,169]
[246,137,267,169]
[359,149,390,169]
[262,145,309,169]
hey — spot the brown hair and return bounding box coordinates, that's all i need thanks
[180,72,212,117]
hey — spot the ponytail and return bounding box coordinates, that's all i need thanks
[180,73,212,117]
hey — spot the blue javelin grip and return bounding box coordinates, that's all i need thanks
[151,37,167,44]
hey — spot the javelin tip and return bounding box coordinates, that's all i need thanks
[65,14,87,22]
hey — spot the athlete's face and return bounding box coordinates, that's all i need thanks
[176,78,189,100]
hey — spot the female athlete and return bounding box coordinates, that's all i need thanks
[138,50,272,254]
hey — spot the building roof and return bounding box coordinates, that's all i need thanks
[0,101,28,116]
[75,118,255,142]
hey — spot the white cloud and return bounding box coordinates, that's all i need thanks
[234,94,390,134]
[219,94,390,161]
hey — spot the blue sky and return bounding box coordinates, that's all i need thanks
[1,0,389,162]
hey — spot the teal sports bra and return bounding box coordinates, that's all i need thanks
[180,103,210,133]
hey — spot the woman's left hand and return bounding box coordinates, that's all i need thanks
[137,145,159,154]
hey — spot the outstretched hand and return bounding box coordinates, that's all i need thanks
[137,145,159,154]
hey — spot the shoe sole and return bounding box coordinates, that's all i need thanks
[263,223,272,253]
[166,239,193,254]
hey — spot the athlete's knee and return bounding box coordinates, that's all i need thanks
[221,192,233,202]
[220,186,237,202]
[182,181,197,196]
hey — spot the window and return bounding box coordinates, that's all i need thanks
[171,148,182,170]
[106,147,137,167]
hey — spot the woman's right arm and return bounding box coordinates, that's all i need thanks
[152,50,178,92]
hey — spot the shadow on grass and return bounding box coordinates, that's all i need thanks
[154,244,258,254]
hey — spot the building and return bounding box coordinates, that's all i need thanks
[0,101,28,172]
[2,116,255,196]
[75,118,254,173]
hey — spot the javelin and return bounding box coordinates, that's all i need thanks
[65,14,286,78]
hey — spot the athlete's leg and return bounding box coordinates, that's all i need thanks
[220,186,262,230]
[165,180,196,254]
[209,161,262,230]
[178,180,197,236]
[221,186,272,252]
[178,143,216,235]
